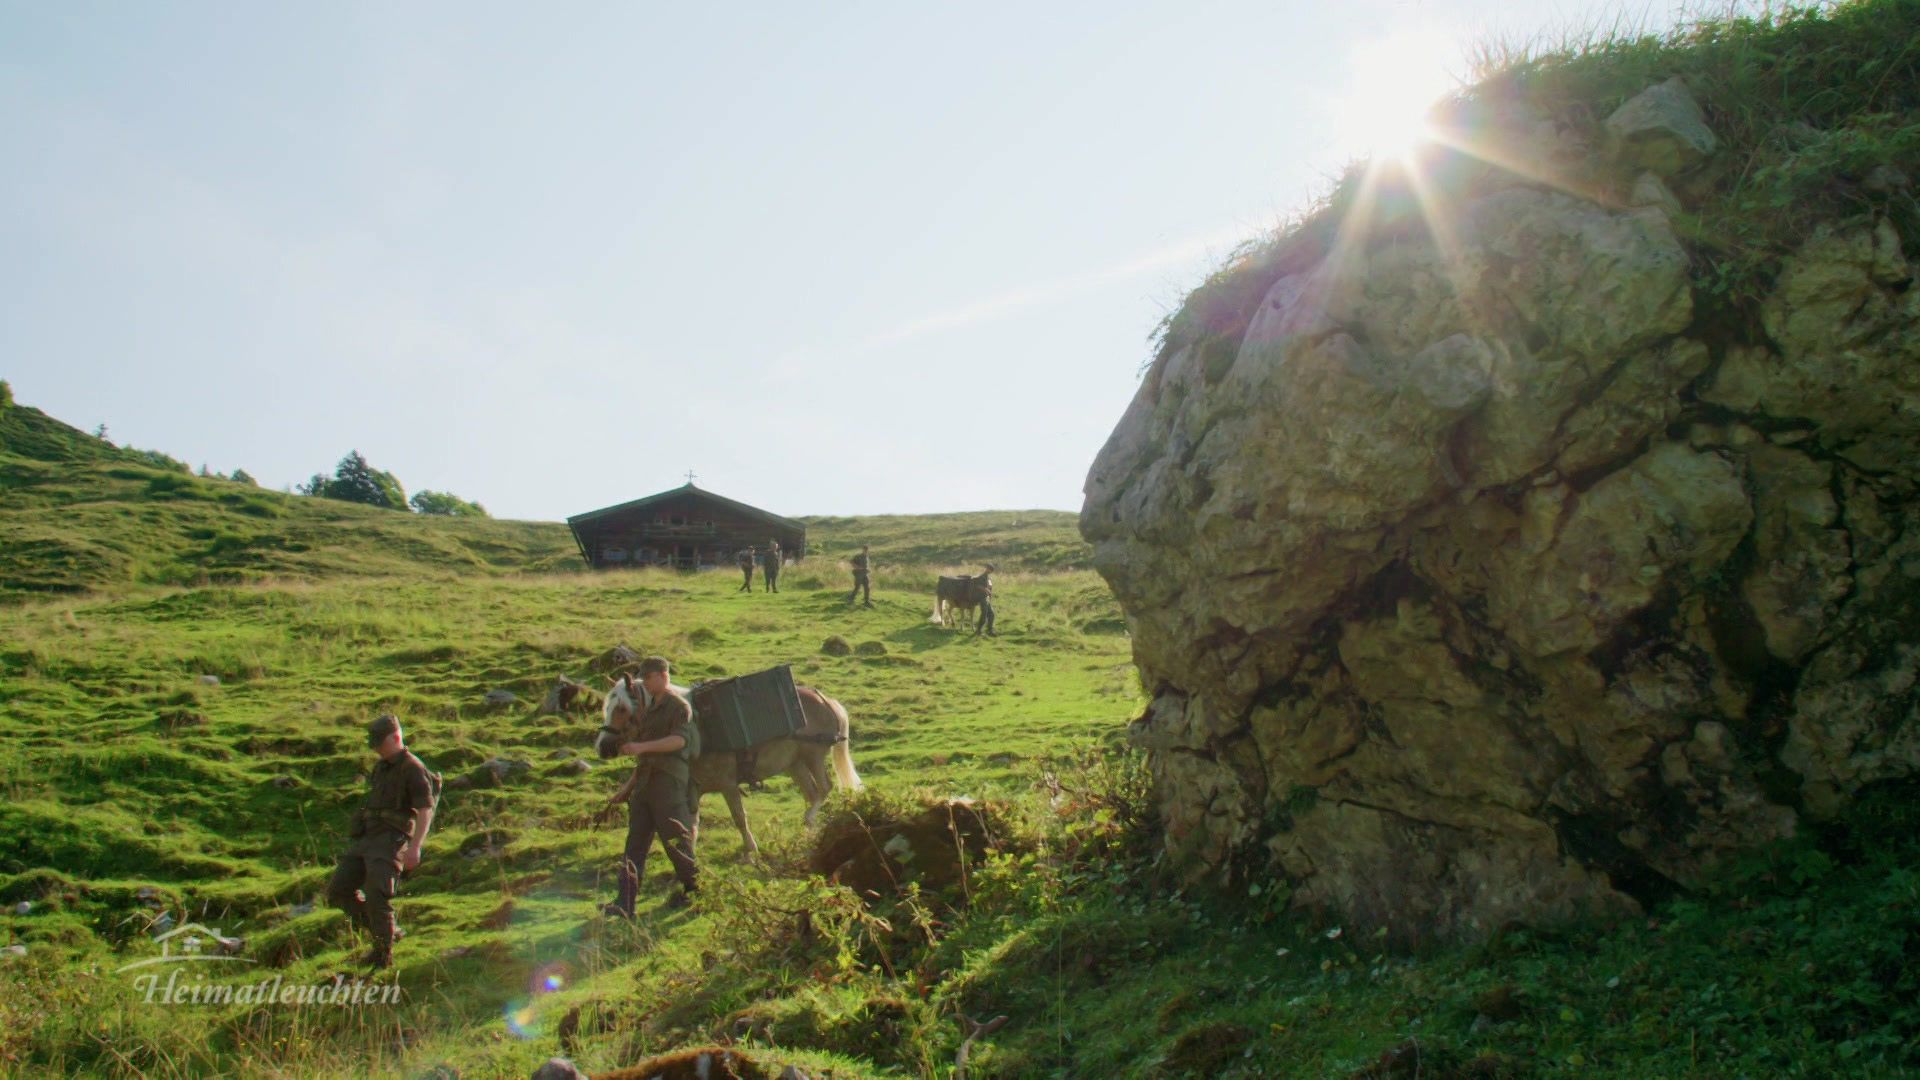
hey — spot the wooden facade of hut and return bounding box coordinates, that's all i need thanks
[566,484,807,570]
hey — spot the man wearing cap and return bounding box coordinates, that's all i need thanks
[602,655,699,916]
[762,539,782,593]
[326,714,436,970]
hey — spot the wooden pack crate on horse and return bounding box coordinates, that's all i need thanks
[690,665,806,753]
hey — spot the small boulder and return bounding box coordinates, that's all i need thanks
[1,944,26,959]
[290,902,315,918]
[13,901,31,916]
[443,774,474,791]
[552,758,593,777]
[821,636,852,657]
[150,913,175,936]
[1605,76,1717,175]
[483,689,519,707]
[1628,171,1682,214]
[459,830,513,859]
[854,640,888,657]
[591,644,644,674]
[471,758,532,788]
[198,674,221,687]
[530,1059,587,1080]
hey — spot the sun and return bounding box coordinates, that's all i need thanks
[1330,28,1458,163]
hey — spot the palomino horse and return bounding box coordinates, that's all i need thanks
[596,675,862,859]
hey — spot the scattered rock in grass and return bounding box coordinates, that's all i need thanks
[591,644,644,674]
[13,901,31,916]
[1,945,26,959]
[483,689,518,707]
[854,640,887,656]
[459,830,513,859]
[198,674,221,686]
[471,758,532,788]
[820,636,852,657]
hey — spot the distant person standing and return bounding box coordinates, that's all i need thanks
[848,544,873,608]
[737,546,756,592]
[763,539,782,593]
[327,714,437,970]
[973,565,998,638]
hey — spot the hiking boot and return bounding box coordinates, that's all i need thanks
[600,902,634,921]
[665,890,694,911]
[362,946,393,971]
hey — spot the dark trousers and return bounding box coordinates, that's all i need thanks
[327,831,404,953]
[614,773,697,915]
[738,566,753,591]
[763,565,779,592]
[848,571,870,605]
[975,597,996,636]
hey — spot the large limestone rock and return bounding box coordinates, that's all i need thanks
[1084,85,1920,942]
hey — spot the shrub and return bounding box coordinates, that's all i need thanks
[306,450,407,510]
[409,489,487,517]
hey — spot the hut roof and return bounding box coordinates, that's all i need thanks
[566,483,804,532]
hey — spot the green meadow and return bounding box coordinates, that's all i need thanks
[6,394,1920,1078]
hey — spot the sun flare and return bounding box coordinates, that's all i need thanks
[1332,29,1458,163]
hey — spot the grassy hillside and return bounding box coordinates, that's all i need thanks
[0,400,1091,603]
[0,403,580,599]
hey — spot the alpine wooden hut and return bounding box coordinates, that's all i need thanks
[566,483,807,570]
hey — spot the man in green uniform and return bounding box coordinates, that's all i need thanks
[602,656,699,916]
[762,538,782,593]
[848,544,873,607]
[737,546,756,592]
[327,714,436,970]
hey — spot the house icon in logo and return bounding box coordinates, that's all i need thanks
[115,922,251,973]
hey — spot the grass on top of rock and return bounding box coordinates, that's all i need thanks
[1155,0,1920,363]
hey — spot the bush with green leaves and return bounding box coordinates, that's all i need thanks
[0,379,12,410]
[302,450,407,510]
[409,489,487,517]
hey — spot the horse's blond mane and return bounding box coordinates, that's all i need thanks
[603,678,639,727]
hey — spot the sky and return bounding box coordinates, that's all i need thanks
[3,0,1705,522]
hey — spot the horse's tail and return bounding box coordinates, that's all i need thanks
[929,592,945,625]
[827,695,863,791]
